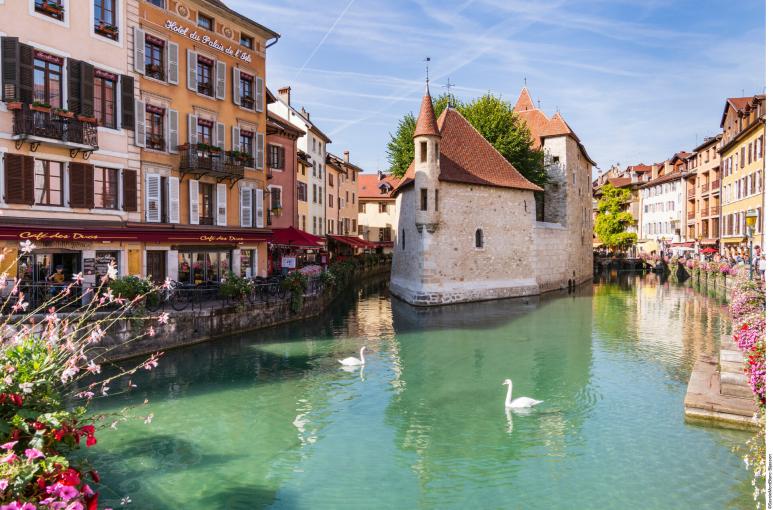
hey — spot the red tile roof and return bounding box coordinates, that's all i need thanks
[514,87,536,112]
[607,177,632,187]
[359,173,400,199]
[413,86,440,138]
[515,109,550,150]
[628,163,651,174]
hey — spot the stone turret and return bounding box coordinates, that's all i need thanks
[413,84,441,233]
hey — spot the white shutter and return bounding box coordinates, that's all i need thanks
[189,179,199,225]
[188,114,197,144]
[232,67,241,106]
[216,122,225,150]
[240,186,252,227]
[168,176,180,224]
[215,61,226,100]
[187,49,197,91]
[167,42,179,85]
[255,132,264,169]
[168,109,178,153]
[251,132,257,164]
[232,127,239,151]
[216,183,227,226]
[255,77,264,112]
[133,27,146,74]
[254,189,264,228]
[134,99,146,147]
[145,173,161,222]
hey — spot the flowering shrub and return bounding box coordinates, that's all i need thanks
[685,259,695,270]
[281,272,308,313]
[0,242,166,508]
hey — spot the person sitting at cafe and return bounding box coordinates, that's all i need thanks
[48,265,66,294]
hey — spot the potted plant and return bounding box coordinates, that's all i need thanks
[96,22,118,36]
[38,0,64,17]
[4,99,22,110]
[30,101,51,113]
[196,142,210,152]
[76,114,97,123]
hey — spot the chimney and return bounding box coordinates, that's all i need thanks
[343,150,350,163]
[300,107,309,120]
[377,170,384,180]
[277,86,291,106]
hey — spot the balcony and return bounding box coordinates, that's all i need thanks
[11,103,98,155]
[687,211,695,220]
[711,179,720,191]
[701,184,709,194]
[177,144,244,182]
[710,206,720,216]
[701,208,709,217]
[687,189,695,199]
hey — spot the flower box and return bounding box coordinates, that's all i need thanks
[37,1,64,18]
[5,101,22,111]
[30,103,52,113]
[77,115,97,124]
[54,109,74,118]
[95,22,118,36]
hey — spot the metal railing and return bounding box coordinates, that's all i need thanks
[687,211,695,220]
[711,206,720,216]
[178,144,245,179]
[711,179,720,190]
[1,283,84,313]
[12,105,98,148]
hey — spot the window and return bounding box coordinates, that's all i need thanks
[297,182,307,202]
[145,105,165,150]
[197,13,214,31]
[94,167,119,209]
[475,228,484,249]
[329,173,334,186]
[359,202,365,213]
[146,0,164,6]
[401,229,405,250]
[196,55,214,96]
[270,188,281,209]
[379,202,388,213]
[33,52,63,108]
[435,189,438,212]
[420,188,428,211]
[197,119,213,145]
[239,72,254,109]
[35,0,64,21]
[144,35,165,80]
[34,160,63,206]
[240,250,255,278]
[239,130,253,162]
[199,183,214,224]
[94,0,118,40]
[94,71,117,128]
[240,34,253,49]
[328,194,333,207]
[269,145,284,169]
[420,142,427,162]
[379,227,392,242]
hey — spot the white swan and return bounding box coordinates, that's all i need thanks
[502,379,542,409]
[339,346,366,366]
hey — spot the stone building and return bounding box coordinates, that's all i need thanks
[390,86,594,306]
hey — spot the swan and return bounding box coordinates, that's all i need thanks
[502,379,542,409]
[339,346,366,366]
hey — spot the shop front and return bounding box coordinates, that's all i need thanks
[268,227,325,275]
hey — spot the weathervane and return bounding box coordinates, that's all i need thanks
[424,57,431,87]
[444,77,455,107]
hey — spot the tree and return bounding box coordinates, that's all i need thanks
[594,184,638,251]
[386,93,546,186]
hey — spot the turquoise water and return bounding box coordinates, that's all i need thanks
[89,274,753,509]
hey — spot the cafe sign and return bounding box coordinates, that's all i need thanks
[164,20,253,63]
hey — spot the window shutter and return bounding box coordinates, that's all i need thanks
[232,127,239,151]
[189,179,199,224]
[216,122,225,150]
[122,169,137,211]
[1,37,19,101]
[134,99,146,147]
[251,131,258,163]
[18,43,34,104]
[168,109,178,153]
[4,154,33,205]
[67,58,82,114]
[68,163,93,208]
[188,113,197,144]
[216,183,227,225]
[232,67,240,105]
[254,77,264,112]
[145,173,161,222]
[168,176,180,223]
[133,27,146,74]
[279,146,285,169]
[80,61,95,117]
[215,60,226,100]
[120,75,135,129]
[187,49,197,91]
[167,41,179,84]
[254,188,264,228]
[240,186,252,227]
[255,132,264,169]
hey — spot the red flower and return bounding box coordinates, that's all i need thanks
[79,425,95,435]
[53,428,66,441]
[59,468,81,486]
[32,421,45,431]
[10,430,20,441]
[89,470,100,483]
[86,435,97,447]
[9,394,22,407]
[36,476,46,491]
[85,491,99,510]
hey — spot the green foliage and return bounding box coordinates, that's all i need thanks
[281,272,308,313]
[386,93,546,186]
[319,270,337,290]
[594,184,638,251]
[109,275,153,301]
[219,271,253,299]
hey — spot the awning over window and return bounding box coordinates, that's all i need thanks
[327,235,377,249]
[269,227,325,249]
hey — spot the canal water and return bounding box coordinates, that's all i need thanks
[90,274,753,509]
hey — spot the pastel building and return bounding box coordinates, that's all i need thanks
[325,151,361,236]
[266,108,303,229]
[358,171,399,251]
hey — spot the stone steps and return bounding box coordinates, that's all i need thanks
[718,335,755,400]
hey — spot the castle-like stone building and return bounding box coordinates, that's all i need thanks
[390,86,595,306]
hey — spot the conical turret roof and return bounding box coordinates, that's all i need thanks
[413,84,440,138]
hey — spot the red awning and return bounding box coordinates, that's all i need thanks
[0,225,271,244]
[269,227,324,248]
[328,235,377,249]
[700,247,718,254]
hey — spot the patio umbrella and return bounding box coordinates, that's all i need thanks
[700,247,717,254]
[642,240,659,253]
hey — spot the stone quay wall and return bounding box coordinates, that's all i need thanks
[98,263,391,362]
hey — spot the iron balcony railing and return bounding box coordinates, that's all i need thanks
[687,211,695,220]
[701,184,709,194]
[12,105,98,149]
[177,144,245,180]
[701,208,709,217]
[711,179,720,190]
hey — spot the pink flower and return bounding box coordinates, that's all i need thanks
[85,361,101,375]
[0,453,17,464]
[24,448,44,460]
[0,479,7,490]
[157,312,169,325]
[1,441,17,450]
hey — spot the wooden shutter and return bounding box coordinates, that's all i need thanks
[122,169,137,211]
[254,189,264,228]
[189,179,199,224]
[278,146,285,169]
[4,154,33,205]
[69,163,94,209]
[18,43,34,104]
[255,132,264,169]
[216,122,225,150]
[232,67,241,105]
[255,77,264,112]
[1,37,19,101]
[79,61,95,117]
[167,41,179,84]
[215,60,226,100]
[134,99,146,147]
[168,176,180,223]
[188,114,197,143]
[145,173,161,222]
[133,27,146,74]
[216,183,227,225]
[168,109,178,153]
[67,58,82,114]
[240,186,252,227]
[186,49,197,91]
[232,127,239,151]
[120,75,135,129]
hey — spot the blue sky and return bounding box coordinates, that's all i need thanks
[229,0,765,176]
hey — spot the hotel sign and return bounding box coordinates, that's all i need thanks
[164,20,253,63]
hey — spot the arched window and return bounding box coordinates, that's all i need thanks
[475,228,483,249]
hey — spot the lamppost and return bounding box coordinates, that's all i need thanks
[745,209,758,280]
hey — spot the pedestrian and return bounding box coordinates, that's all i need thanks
[759,255,766,281]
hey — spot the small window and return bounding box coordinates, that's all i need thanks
[435,142,439,161]
[402,229,405,250]
[434,189,438,212]
[198,13,214,31]
[420,188,428,211]
[196,55,214,96]
[420,142,427,162]
[94,0,118,40]
[240,34,254,49]
[146,0,164,6]
[35,0,65,21]
[475,228,484,249]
